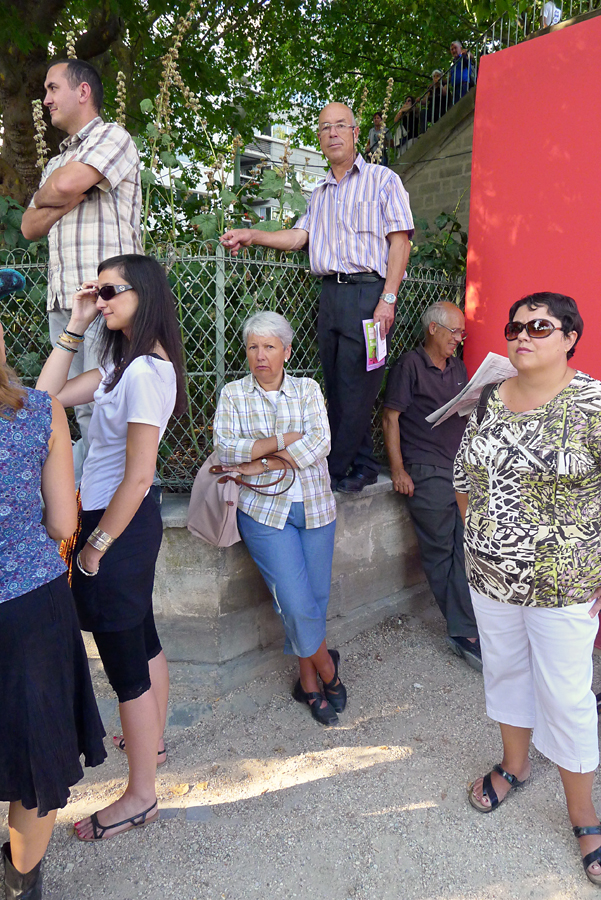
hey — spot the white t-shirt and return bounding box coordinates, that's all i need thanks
[263,389,304,501]
[81,355,177,510]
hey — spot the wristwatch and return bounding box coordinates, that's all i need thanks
[380,292,397,305]
[260,458,270,473]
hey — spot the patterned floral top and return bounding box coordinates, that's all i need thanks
[453,371,601,607]
[0,388,65,603]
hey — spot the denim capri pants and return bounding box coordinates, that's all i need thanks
[237,502,336,657]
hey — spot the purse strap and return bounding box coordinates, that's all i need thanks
[214,453,297,497]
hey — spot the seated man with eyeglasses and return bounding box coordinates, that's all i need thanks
[382,301,481,671]
[221,102,414,493]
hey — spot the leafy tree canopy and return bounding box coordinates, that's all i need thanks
[0,0,492,206]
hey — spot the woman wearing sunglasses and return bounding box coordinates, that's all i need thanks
[37,254,186,842]
[454,292,601,885]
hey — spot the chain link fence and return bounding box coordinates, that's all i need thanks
[0,244,465,490]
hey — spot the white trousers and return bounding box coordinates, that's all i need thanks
[470,588,599,773]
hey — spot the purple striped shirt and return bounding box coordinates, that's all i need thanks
[294,153,414,277]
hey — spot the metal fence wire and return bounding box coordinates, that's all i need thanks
[0,244,465,490]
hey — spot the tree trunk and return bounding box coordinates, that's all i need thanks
[0,2,124,206]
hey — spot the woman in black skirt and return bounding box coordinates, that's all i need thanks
[37,254,185,842]
[0,315,106,898]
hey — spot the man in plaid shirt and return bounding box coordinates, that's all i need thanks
[22,59,142,472]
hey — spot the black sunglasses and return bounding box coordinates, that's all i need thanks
[504,318,561,341]
[97,283,133,301]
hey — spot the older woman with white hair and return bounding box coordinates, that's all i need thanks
[214,311,346,726]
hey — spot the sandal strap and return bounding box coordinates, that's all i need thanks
[492,764,520,786]
[90,801,158,838]
[574,825,601,838]
[582,845,601,871]
[322,649,340,690]
[303,690,324,703]
[481,771,499,809]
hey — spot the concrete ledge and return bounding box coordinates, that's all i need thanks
[85,475,428,695]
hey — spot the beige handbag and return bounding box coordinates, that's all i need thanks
[186,451,296,547]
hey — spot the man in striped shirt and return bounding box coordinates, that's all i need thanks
[22,60,142,473]
[221,102,414,492]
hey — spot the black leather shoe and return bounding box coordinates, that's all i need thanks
[292,679,339,726]
[322,649,347,713]
[336,471,378,493]
[446,635,483,673]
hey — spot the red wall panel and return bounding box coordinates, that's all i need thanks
[464,15,601,377]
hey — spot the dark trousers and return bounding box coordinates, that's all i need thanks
[318,277,389,478]
[405,463,477,638]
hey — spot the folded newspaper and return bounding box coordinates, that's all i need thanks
[426,352,518,427]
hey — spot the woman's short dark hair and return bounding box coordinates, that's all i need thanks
[508,292,583,360]
[97,254,187,415]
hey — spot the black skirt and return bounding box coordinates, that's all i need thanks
[0,573,107,816]
[71,490,163,633]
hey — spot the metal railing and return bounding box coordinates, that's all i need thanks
[0,245,465,490]
[392,0,600,159]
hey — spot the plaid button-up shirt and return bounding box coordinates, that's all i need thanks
[214,373,336,530]
[32,117,142,311]
[294,153,414,277]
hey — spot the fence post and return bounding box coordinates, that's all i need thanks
[215,242,226,397]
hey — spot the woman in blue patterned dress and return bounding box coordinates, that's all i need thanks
[0,318,106,899]
[454,292,601,886]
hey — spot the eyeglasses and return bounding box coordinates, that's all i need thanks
[437,323,468,340]
[97,283,133,301]
[318,122,355,136]
[504,319,561,340]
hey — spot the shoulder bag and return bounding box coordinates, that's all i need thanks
[187,451,296,547]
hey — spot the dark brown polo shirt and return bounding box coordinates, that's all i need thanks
[384,345,468,469]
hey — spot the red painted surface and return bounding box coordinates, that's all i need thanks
[464,17,601,647]
[464,14,601,380]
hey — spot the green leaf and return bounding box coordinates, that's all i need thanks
[159,151,177,168]
[190,214,219,239]
[0,197,8,218]
[259,169,285,199]
[146,123,159,139]
[173,178,187,191]
[6,208,22,230]
[3,227,18,248]
[287,192,306,214]
[161,132,172,147]
[220,188,237,206]
[140,169,157,185]
[140,98,154,114]
[252,221,282,232]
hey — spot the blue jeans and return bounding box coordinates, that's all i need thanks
[237,503,336,657]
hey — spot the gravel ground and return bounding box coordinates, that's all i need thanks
[3,598,601,900]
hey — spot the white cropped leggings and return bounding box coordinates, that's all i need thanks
[470,588,599,773]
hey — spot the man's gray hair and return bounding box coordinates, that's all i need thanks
[421,302,457,335]
[242,311,294,348]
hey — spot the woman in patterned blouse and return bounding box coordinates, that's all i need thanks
[454,292,601,885]
[214,311,347,727]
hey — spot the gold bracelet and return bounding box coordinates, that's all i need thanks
[58,330,84,344]
[87,526,115,552]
